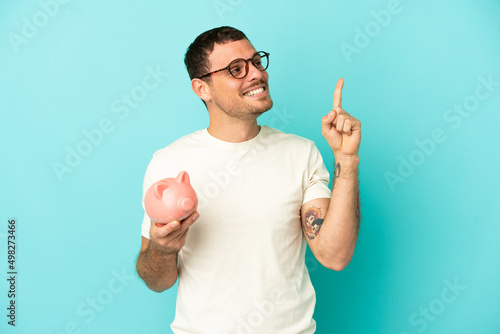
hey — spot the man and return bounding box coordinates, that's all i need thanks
[136,26,361,333]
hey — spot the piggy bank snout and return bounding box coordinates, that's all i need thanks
[179,197,195,211]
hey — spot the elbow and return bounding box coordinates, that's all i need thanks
[148,284,170,293]
[329,261,349,271]
[319,255,352,271]
[154,275,178,292]
[317,242,357,271]
[139,275,177,293]
[323,260,349,271]
[136,261,177,293]
[142,282,165,293]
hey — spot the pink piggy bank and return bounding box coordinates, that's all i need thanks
[144,171,198,225]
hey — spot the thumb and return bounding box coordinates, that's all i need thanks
[152,219,181,238]
[322,110,336,129]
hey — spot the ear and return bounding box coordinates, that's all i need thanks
[191,78,212,103]
[154,182,168,200]
[176,171,191,184]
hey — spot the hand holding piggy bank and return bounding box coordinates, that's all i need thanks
[144,171,198,225]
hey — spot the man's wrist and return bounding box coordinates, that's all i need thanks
[333,153,359,171]
[148,239,179,257]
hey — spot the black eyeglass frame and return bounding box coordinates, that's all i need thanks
[197,51,270,80]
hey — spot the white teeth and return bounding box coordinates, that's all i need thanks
[245,87,264,96]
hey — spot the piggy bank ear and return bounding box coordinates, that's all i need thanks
[176,171,191,184]
[154,182,168,200]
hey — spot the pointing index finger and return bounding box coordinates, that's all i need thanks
[333,78,344,108]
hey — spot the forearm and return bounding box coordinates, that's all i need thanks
[136,242,179,292]
[318,155,360,269]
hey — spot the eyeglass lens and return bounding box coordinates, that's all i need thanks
[229,52,268,79]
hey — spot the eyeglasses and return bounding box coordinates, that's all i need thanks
[198,51,270,80]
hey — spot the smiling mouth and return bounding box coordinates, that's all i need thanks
[243,87,265,97]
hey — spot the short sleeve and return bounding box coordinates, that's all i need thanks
[302,143,331,205]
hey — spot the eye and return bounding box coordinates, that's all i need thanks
[252,55,265,69]
[229,60,246,77]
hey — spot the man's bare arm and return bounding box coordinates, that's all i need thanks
[136,237,179,292]
[136,212,199,292]
[301,158,360,270]
[302,77,361,270]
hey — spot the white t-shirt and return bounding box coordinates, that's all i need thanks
[141,125,331,334]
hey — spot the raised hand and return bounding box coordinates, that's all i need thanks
[321,78,361,158]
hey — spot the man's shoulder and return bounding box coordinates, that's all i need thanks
[152,129,205,158]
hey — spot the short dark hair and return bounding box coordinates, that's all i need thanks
[184,26,249,81]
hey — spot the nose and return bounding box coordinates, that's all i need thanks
[246,61,265,81]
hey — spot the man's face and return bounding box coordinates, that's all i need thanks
[204,39,273,120]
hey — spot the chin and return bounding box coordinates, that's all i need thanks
[256,97,273,113]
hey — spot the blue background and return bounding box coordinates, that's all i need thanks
[1,0,499,333]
